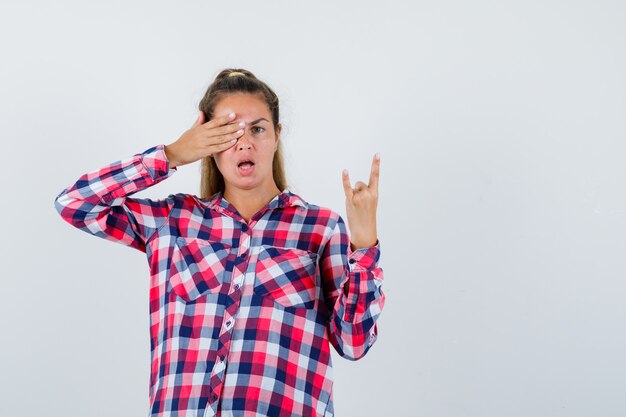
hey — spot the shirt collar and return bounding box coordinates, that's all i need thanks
[204,187,308,214]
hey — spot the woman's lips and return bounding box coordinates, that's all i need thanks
[237,162,255,176]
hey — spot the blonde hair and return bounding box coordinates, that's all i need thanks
[198,68,287,198]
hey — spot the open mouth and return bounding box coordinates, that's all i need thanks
[237,160,255,171]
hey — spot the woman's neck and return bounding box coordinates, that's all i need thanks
[223,183,282,223]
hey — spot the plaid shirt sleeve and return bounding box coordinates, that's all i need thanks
[53,144,177,253]
[319,213,385,361]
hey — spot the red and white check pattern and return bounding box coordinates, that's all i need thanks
[54,144,385,417]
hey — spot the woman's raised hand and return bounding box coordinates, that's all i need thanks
[164,111,245,168]
[341,153,381,250]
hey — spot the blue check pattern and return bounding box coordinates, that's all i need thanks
[54,144,385,416]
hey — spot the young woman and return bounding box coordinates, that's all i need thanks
[54,68,385,417]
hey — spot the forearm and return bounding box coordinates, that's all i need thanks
[54,143,177,251]
[321,223,386,360]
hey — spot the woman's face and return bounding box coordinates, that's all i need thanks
[212,93,281,193]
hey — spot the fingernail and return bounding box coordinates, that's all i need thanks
[229,112,235,118]
[342,169,348,176]
[375,152,380,160]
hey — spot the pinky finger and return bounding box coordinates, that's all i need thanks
[211,138,239,154]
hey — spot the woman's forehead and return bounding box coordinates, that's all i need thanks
[214,94,271,120]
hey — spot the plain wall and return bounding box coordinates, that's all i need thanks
[1,0,625,416]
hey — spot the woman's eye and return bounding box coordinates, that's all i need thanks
[252,126,265,133]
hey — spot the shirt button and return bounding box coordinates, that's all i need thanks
[210,393,217,402]
[234,283,241,290]
[349,258,356,264]
[240,252,247,259]
[241,224,248,232]
[225,320,232,329]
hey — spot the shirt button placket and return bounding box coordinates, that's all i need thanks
[205,221,250,413]
[231,224,250,294]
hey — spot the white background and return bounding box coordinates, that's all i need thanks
[1,0,625,416]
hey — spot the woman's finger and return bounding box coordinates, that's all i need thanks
[204,111,237,129]
[354,180,368,192]
[368,153,380,192]
[209,137,240,154]
[204,128,244,149]
[206,120,246,139]
[342,169,353,199]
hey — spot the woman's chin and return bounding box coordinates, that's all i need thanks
[227,175,259,190]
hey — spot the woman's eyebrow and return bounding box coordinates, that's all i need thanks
[250,118,269,125]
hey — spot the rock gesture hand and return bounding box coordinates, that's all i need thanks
[342,153,380,251]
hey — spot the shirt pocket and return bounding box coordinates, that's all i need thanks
[253,245,319,309]
[168,236,232,302]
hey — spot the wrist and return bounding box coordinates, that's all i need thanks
[163,145,180,169]
[350,238,378,251]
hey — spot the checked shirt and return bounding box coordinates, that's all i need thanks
[54,143,385,417]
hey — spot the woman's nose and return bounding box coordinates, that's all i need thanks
[237,131,252,149]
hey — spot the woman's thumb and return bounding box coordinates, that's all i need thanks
[191,111,204,128]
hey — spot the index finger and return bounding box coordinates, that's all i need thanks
[204,111,237,129]
[368,153,380,191]
[342,169,354,199]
